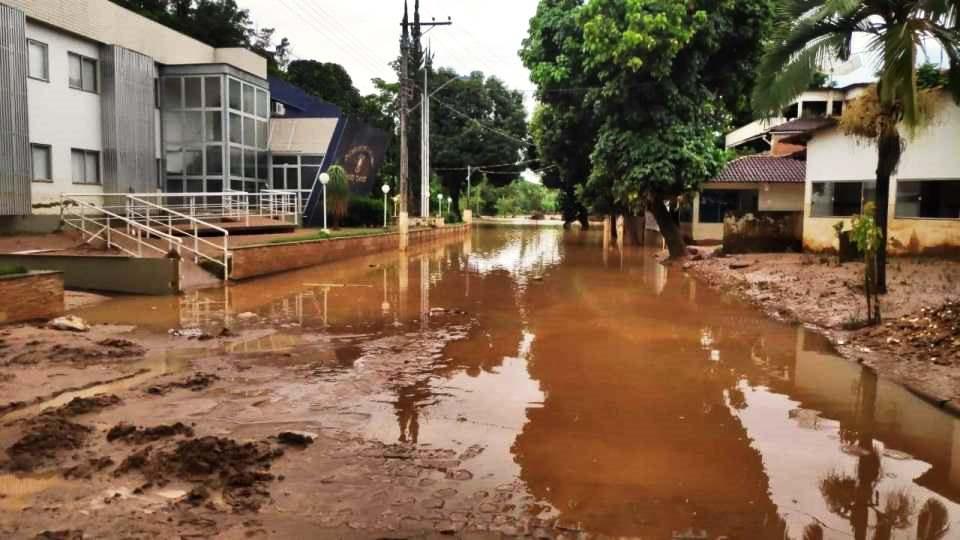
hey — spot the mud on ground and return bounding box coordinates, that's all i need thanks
[687,252,960,406]
[0,318,552,539]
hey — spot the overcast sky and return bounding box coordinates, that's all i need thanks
[236,0,539,109]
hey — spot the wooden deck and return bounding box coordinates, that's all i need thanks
[171,217,297,237]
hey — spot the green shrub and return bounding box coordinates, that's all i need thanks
[342,195,386,227]
[0,265,28,277]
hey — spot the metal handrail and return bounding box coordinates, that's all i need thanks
[125,195,230,277]
[59,195,183,260]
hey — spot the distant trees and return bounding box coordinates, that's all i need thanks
[494,180,558,217]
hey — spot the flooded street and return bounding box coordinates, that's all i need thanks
[3,225,960,539]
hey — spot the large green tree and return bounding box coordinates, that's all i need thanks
[521,0,597,228]
[752,0,960,292]
[523,0,773,255]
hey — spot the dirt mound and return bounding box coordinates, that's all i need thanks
[34,531,84,540]
[43,394,121,417]
[146,372,219,395]
[106,422,194,444]
[114,435,284,511]
[63,456,114,479]
[2,338,145,367]
[276,432,314,447]
[5,417,92,471]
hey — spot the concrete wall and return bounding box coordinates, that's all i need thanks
[0,270,63,324]
[0,4,31,216]
[26,21,104,212]
[0,254,179,295]
[803,94,960,254]
[230,225,471,280]
[689,182,804,242]
[5,0,265,78]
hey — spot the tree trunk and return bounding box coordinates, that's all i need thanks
[451,186,462,221]
[874,117,902,294]
[649,197,687,258]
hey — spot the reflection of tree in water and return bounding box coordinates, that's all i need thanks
[808,372,951,540]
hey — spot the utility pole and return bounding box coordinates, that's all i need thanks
[399,2,411,220]
[399,0,450,220]
[421,51,430,218]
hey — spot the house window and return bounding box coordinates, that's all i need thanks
[31,144,52,181]
[28,40,48,81]
[71,149,100,185]
[68,52,98,93]
[699,189,758,223]
[810,181,869,217]
[896,180,960,219]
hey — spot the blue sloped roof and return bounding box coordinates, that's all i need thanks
[268,76,342,119]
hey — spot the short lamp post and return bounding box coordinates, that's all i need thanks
[437,193,443,218]
[381,183,391,228]
[447,196,452,217]
[319,172,330,232]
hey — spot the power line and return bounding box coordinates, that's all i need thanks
[276,0,387,84]
[433,158,540,172]
[430,95,534,148]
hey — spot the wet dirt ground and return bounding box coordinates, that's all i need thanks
[688,253,960,405]
[2,227,960,539]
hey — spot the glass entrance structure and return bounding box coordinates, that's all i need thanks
[160,65,269,194]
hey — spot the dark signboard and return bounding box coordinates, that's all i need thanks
[330,117,388,196]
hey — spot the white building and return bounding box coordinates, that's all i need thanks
[0,0,269,229]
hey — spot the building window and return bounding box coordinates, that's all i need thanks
[68,52,98,93]
[699,189,758,223]
[31,144,52,182]
[810,181,869,217]
[71,149,100,185]
[28,40,48,81]
[896,180,960,219]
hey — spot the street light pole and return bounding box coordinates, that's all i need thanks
[382,183,391,228]
[319,172,330,232]
[437,193,443,218]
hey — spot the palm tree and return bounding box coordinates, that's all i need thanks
[326,165,350,229]
[752,0,960,292]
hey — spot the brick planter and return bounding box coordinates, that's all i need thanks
[0,270,64,325]
[230,224,470,280]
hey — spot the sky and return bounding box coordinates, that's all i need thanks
[236,0,540,110]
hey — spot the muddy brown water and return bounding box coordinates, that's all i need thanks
[25,226,960,538]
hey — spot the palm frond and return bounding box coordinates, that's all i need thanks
[752,1,870,117]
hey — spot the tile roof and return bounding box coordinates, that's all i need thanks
[768,117,836,133]
[710,154,806,184]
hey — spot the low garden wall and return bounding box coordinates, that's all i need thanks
[723,212,802,254]
[0,270,64,324]
[0,254,179,295]
[229,224,470,280]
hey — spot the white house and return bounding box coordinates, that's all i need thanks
[0,0,269,230]
[794,91,960,255]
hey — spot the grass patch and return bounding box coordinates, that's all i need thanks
[268,228,390,245]
[0,265,28,277]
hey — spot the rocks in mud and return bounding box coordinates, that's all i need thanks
[106,422,194,444]
[5,417,92,471]
[276,431,314,447]
[43,394,121,418]
[145,371,219,395]
[48,316,90,332]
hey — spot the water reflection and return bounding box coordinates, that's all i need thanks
[70,227,960,538]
